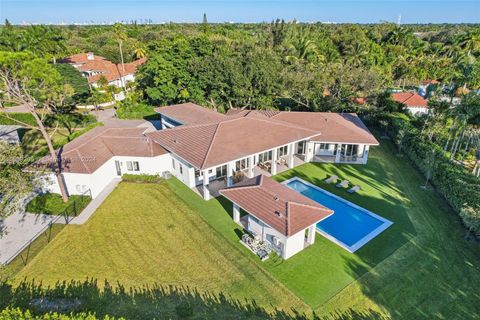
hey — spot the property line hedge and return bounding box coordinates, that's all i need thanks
[371,112,480,236]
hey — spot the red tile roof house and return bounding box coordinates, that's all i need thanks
[391,92,430,116]
[38,103,378,258]
[62,52,146,89]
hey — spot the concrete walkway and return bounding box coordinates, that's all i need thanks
[69,178,121,225]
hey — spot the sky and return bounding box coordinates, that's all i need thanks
[1,0,479,25]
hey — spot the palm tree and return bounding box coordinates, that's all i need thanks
[344,42,368,67]
[458,31,480,57]
[133,46,146,60]
[113,23,127,89]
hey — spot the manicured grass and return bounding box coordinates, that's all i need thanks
[168,141,480,318]
[10,182,307,318]
[26,193,91,216]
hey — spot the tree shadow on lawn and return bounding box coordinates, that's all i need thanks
[0,279,385,320]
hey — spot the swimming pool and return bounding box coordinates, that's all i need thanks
[284,177,392,253]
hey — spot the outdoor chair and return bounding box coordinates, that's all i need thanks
[336,180,349,188]
[324,175,338,183]
[347,185,361,193]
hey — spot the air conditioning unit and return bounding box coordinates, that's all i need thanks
[162,171,172,179]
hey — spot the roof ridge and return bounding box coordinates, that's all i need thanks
[99,136,116,157]
[286,202,291,236]
[288,201,333,214]
[251,114,320,135]
[200,122,222,169]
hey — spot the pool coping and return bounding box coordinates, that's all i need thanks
[282,177,393,253]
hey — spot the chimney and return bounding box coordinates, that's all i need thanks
[87,52,94,61]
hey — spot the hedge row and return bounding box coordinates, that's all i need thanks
[0,308,118,319]
[376,112,480,235]
[0,113,97,128]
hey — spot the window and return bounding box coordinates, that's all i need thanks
[235,158,249,171]
[319,143,331,150]
[216,165,227,177]
[278,145,288,157]
[195,169,201,178]
[133,161,140,171]
[179,164,183,174]
[296,141,306,154]
[126,161,140,172]
[172,159,176,170]
[258,151,272,163]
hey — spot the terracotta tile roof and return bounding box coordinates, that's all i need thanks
[225,108,281,118]
[155,103,228,125]
[391,92,429,108]
[271,112,379,145]
[220,175,333,236]
[147,116,318,169]
[63,53,146,84]
[36,127,167,174]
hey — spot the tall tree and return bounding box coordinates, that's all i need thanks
[0,51,73,202]
[113,23,127,89]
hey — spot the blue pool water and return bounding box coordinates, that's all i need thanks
[286,179,392,251]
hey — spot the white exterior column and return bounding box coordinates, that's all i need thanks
[307,224,316,245]
[305,142,314,162]
[227,162,234,187]
[363,145,370,164]
[271,148,278,175]
[202,169,210,200]
[287,143,295,168]
[247,155,255,178]
[233,203,240,223]
[335,144,342,163]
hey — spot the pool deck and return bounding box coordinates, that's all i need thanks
[282,177,393,253]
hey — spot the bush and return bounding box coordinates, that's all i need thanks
[115,102,158,120]
[26,193,91,215]
[121,174,163,184]
[0,112,97,128]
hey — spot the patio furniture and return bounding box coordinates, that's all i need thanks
[257,249,269,261]
[347,185,361,193]
[336,180,349,188]
[324,175,338,183]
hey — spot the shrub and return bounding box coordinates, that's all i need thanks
[26,193,91,216]
[0,307,119,319]
[460,205,480,237]
[121,174,163,184]
[0,112,97,128]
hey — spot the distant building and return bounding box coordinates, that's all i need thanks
[62,52,146,88]
[418,79,440,98]
[391,92,430,116]
[0,125,21,144]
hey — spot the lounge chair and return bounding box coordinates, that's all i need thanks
[324,175,338,183]
[336,180,349,188]
[347,185,361,193]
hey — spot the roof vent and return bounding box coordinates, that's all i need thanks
[173,139,178,143]
[274,211,281,217]
[273,195,279,201]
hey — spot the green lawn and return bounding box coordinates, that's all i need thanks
[7,181,307,318]
[167,140,480,319]
[4,139,480,319]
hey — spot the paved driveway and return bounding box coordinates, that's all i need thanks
[0,212,61,265]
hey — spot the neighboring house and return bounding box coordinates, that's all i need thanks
[62,52,146,89]
[0,125,21,144]
[41,103,378,202]
[220,175,333,259]
[391,92,430,116]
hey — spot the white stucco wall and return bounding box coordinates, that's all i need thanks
[44,154,172,198]
[407,106,429,116]
[170,154,196,188]
[283,229,307,259]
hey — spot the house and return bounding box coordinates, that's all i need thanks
[0,125,21,144]
[62,52,146,89]
[41,103,378,202]
[220,175,333,259]
[418,79,440,98]
[391,92,430,116]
